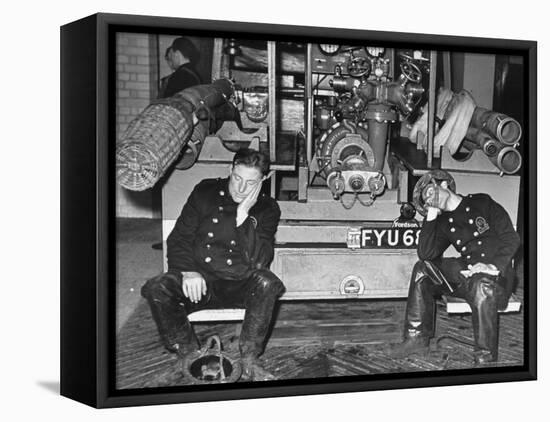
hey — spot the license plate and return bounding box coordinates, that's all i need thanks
[347,226,421,249]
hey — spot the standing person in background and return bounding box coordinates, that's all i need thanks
[159,37,202,99]
[158,46,177,98]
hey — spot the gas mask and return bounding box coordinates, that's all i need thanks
[421,183,448,210]
[412,170,456,216]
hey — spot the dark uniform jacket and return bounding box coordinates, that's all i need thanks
[167,177,281,282]
[160,63,202,98]
[418,193,520,282]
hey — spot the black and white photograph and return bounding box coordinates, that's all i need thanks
[3,0,546,418]
[111,26,531,391]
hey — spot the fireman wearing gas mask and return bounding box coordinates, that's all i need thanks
[389,170,520,364]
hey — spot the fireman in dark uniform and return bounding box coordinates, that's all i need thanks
[141,148,284,380]
[159,37,202,99]
[390,170,520,364]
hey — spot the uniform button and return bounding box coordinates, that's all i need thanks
[448,218,454,223]
[456,239,461,245]
[481,253,485,257]
[212,218,219,223]
[467,255,471,259]
[229,249,233,253]
[473,232,479,237]
[469,219,474,224]
[230,240,236,246]
[218,206,224,212]
[466,207,471,212]
[205,257,212,263]
[461,246,466,252]
[219,190,225,196]
[206,244,211,249]
[226,259,232,265]
[478,240,482,245]
[450,227,456,233]
[208,232,214,238]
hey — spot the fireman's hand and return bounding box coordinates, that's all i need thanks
[468,263,498,275]
[426,206,441,221]
[182,271,207,303]
[236,182,262,226]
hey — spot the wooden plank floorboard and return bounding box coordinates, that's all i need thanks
[116,288,524,389]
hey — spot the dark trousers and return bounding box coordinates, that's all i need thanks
[141,269,285,357]
[404,258,510,359]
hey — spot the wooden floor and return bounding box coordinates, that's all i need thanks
[116,293,524,389]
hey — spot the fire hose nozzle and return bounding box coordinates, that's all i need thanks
[327,172,345,199]
[368,174,386,196]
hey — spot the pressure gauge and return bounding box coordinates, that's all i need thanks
[318,44,341,56]
[365,46,385,57]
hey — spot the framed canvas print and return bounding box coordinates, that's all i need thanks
[60,12,537,408]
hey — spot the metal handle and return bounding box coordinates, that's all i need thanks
[201,335,226,380]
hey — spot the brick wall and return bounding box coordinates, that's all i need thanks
[116,33,159,137]
[115,33,161,218]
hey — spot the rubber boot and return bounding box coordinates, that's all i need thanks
[389,334,430,358]
[239,269,284,381]
[389,261,437,358]
[141,272,200,357]
[465,274,499,365]
[473,349,495,366]
[240,352,276,381]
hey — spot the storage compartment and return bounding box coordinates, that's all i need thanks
[273,246,417,299]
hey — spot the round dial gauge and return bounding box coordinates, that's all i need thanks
[318,44,341,56]
[365,46,385,57]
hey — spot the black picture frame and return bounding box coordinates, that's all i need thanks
[60,12,537,408]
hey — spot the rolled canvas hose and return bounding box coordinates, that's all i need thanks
[116,79,234,191]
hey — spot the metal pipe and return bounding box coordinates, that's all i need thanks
[442,51,452,89]
[355,81,377,102]
[470,107,522,145]
[427,50,438,167]
[306,43,313,166]
[268,41,277,164]
[463,128,522,174]
[363,104,394,172]
[366,119,389,172]
[384,81,424,115]
[211,38,224,80]
[465,127,500,156]
[494,145,522,174]
[267,41,277,198]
